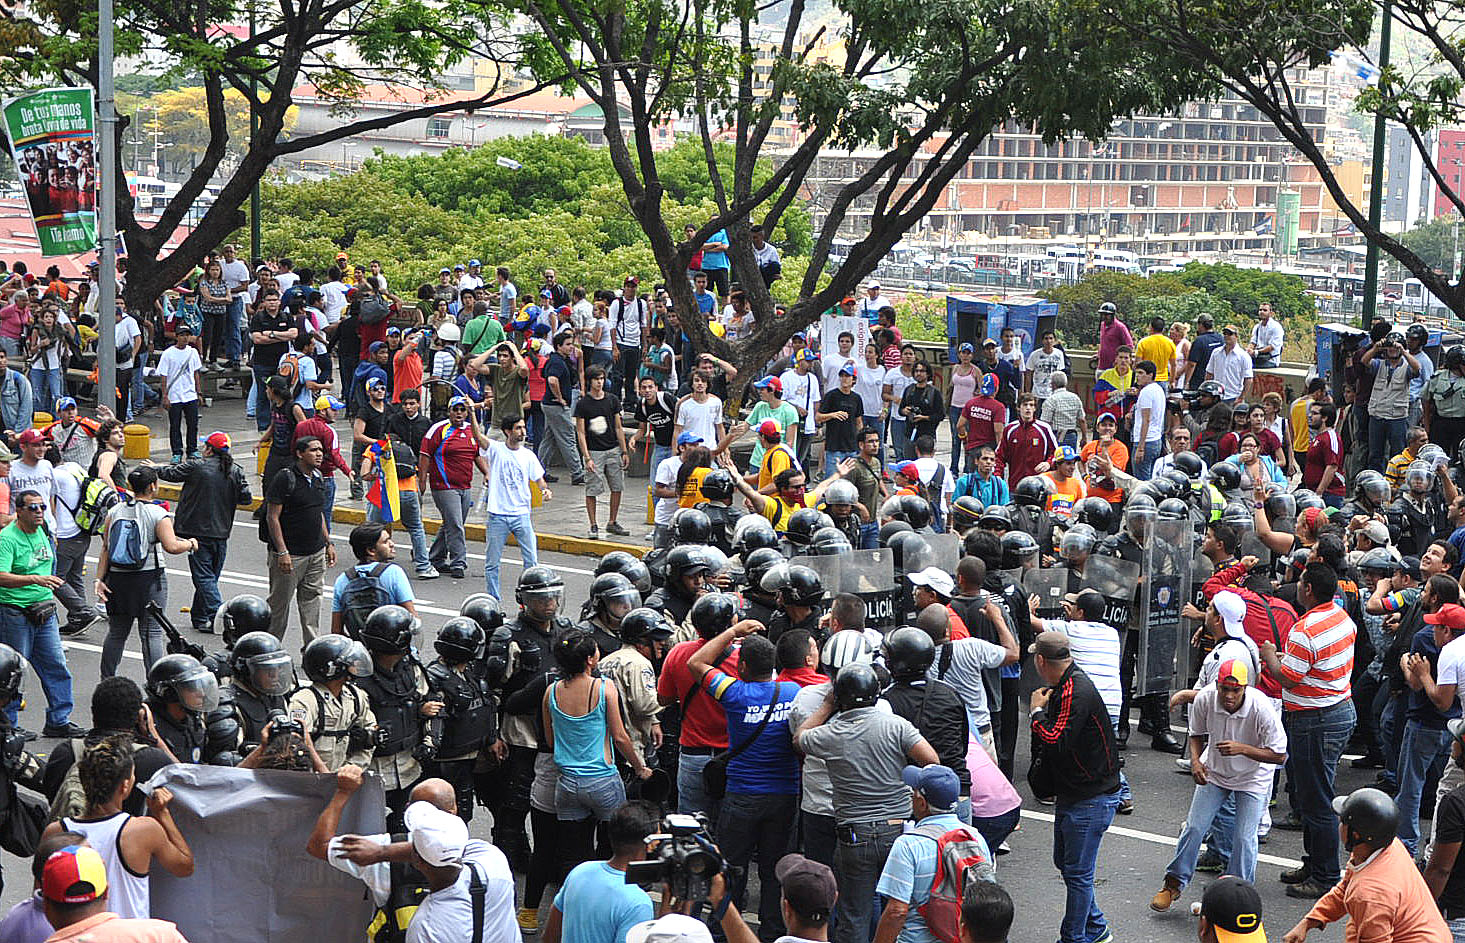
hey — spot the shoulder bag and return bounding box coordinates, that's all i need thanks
[702,683,781,799]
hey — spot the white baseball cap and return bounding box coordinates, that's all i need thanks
[626,915,715,943]
[404,801,468,867]
[907,566,955,599]
[1213,591,1247,639]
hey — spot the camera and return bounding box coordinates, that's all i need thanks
[267,710,304,739]
[625,813,726,903]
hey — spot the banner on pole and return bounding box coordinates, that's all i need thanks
[3,87,98,256]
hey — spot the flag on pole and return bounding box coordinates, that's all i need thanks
[366,439,400,523]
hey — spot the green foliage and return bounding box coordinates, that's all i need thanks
[893,296,950,344]
[1043,272,1191,347]
[1132,291,1232,328]
[1173,263,1314,323]
[1399,214,1462,276]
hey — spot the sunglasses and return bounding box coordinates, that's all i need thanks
[449,405,469,412]
[20,503,44,512]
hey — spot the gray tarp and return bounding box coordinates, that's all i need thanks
[145,764,386,943]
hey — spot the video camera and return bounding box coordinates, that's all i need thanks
[266,710,305,740]
[625,813,727,903]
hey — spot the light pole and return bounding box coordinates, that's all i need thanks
[97,0,117,415]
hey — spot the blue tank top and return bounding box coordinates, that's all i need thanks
[549,678,615,777]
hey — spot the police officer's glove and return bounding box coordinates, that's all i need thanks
[413,735,438,763]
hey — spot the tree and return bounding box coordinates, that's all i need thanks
[505,0,1205,386]
[1399,214,1463,276]
[0,0,567,309]
[1098,0,1465,319]
[1042,272,1191,348]
[1173,263,1315,323]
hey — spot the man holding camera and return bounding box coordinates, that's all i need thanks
[544,801,658,943]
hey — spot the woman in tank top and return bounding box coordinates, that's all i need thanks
[948,343,979,474]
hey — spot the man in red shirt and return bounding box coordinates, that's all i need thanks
[1200,556,1295,701]
[1303,401,1346,508]
[294,395,355,532]
[958,373,1007,472]
[656,616,738,823]
[997,392,1058,483]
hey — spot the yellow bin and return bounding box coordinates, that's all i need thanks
[32,411,52,427]
[123,423,152,459]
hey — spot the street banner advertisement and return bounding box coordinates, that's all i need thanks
[2,87,98,256]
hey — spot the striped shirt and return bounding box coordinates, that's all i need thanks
[1041,619,1122,724]
[1276,602,1356,711]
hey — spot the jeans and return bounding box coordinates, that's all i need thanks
[1396,720,1452,855]
[29,367,61,414]
[266,547,327,644]
[948,406,964,473]
[429,488,472,573]
[832,820,903,943]
[188,537,228,632]
[225,298,244,361]
[53,533,97,629]
[1167,783,1267,887]
[676,750,721,827]
[251,365,273,431]
[719,792,798,941]
[320,476,338,534]
[554,770,626,822]
[823,449,856,479]
[0,336,19,358]
[167,400,200,457]
[1132,437,1163,481]
[1053,791,1121,943]
[484,511,537,602]
[1369,416,1407,472]
[1449,916,1465,943]
[201,312,225,363]
[366,489,432,574]
[0,605,72,726]
[800,810,837,868]
[101,570,167,676]
[116,367,134,420]
[526,401,545,451]
[1284,699,1356,884]
[972,806,1021,853]
[1378,690,1404,787]
[649,444,672,518]
[538,402,584,478]
[858,521,879,550]
[863,415,885,466]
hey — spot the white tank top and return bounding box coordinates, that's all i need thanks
[62,812,151,919]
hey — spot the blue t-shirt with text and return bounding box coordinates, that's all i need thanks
[704,673,800,794]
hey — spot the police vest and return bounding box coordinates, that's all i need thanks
[233,685,287,752]
[357,660,425,758]
[367,832,430,943]
[150,699,207,764]
[426,661,496,759]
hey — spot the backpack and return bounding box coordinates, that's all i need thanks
[105,498,150,570]
[341,562,392,637]
[60,466,122,536]
[913,822,997,943]
[359,293,391,325]
[277,351,305,401]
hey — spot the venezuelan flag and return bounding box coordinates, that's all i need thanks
[366,439,401,523]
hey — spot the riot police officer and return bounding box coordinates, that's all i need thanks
[819,478,865,548]
[355,604,440,825]
[599,607,675,772]
[694,469,746,554]
[645,546,710,626]
[424,616,496,823]
[740,547,785,628]
[146,654,221,764]
[578,572,642,656]
[596,552,654,598]
[1011,475,1056,554]
[228,632,296,753]
[288,633,377,771]
[1389,459,1453,557]
[201,593,272,680]
[0,642,43,892]
[765,564,826,644]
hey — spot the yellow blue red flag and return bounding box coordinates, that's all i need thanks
[366,439,400,523]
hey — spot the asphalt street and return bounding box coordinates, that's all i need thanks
[0,505,1394,940]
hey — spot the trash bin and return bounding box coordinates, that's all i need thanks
[32,411,52,427]
[123,423,152,460]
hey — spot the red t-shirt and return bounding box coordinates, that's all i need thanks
[961,395,1007,450]
[1218,428,1282,460]
[419,419,478,490]
[393,348,423,404]
[525,351,547,401]
[656,639,738,748]
[1303,428,1346,497]
[998,418,1058,482]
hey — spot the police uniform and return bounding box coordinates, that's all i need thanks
[767,607,824,646]
[288,681,377,771]
[357,658,431,807]
[696,502,745,556]
[645,584,698,626]
[231,682,288,754]
[1388,492,1446,558]
[1011,505,1056,558]
[600,644,661,759]
[577,616,623,658]
[1096,530,1174,745]
[424,658,496,823]
[741,591,779,630]
[204,685,242,766]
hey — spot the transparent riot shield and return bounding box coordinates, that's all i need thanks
[1182,553,1216,689]
[1024,566,1070,621]
[1137,514,1195,697]
[1081,554,1142,634]
[924,533,962,574]
[837,549,898,631]
[788,553,843,607]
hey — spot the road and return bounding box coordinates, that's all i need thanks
[0,506,1387,940]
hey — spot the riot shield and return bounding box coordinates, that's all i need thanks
[1081,554,1142,634]
[1024,566,1070,621]
[1137,515,1195,697]
[788,553,843,606]
[925,533,962,573]
[837,549,898,631]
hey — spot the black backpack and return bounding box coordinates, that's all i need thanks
[341,562,392,637]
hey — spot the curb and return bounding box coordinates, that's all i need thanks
[155,482,647,560]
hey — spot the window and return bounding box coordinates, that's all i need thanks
[427,116,451,140]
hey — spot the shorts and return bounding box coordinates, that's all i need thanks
[555,770,627,822]
[585,448,625,496]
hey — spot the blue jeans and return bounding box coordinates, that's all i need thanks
[824,449,856,479]
[1132,438,1163,481]
[1378,690,1404,787]
[320,476,338,534]
[1284,699,1355,884]
[554,770,626,822]
[677,749,721,825]
[833,819,903,943]
[485,511,537,602]
[948,406,965,473]
[0,605,72,727]
[366,488,432,575]
[972,806,1021,852]
[225,298,244,361]
[719,792,798,936]
[649,444,672,516]
[1053,791,1121,943]
[1167,783,1267,887]
[29,367,61,413]
[188,537,228,632]
[1396,720,1452,855]
[888,418,909,461]
[1369,416,1407,472]
[858,521,879,550]
[251,365,272,430]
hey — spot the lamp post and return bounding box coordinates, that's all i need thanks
[97,0,117,415]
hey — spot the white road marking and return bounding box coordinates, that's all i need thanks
[1019,808,1303,868]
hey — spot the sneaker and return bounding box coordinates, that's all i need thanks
[517,907,539,933]
[1091,930,1113,943]
[1194,850,1226,873]
[1117,798,1134,815]
[588,525,600,540]
[171,454,183,464]
[1150,877,1182,913]
[1279,866,1309,885]
[14,727,37,742]
[417,566,441,581]
[995,840,1011,856]
[42,721,87,738]
[448,567,466,579]
[1351,752,1385,770]
[571,476,585,486]
[606,521,630,536]
[1285,880,1332,900]
[1038,795,1056,806]
[543,473,559,483]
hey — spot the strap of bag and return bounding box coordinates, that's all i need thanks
[721,684,782,765]
[938,642,953,681]
[1258,592,1283,648]
[466,861,486,943]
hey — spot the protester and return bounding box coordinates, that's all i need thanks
[262,436,336,643]
[422,395,485,580]
[156,434,250,634]
[36,845,190,943]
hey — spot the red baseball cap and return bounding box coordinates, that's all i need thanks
[1426,603,1465,630]
[16,429,46,445]
[42,846,108,903]
[757,420,782,439]
[753,375,783,394]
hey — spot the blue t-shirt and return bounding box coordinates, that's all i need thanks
[695,291,717,317]
[876,813,988,943]
[1408,627,1461,729]
[294,355,319,411]
[701,230,729,271]
[331,562,415,612]
[553,860,653,943]
[704,673,800,794]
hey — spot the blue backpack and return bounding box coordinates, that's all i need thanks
[106,500,148,570]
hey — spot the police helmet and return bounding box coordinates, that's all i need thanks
[1406,459,1434,491]
[1074,496,1115,533]
[1446,345,1465,370]
[1124,493,1158,532]
[359,604,418,654]
[781,565,825,607]
[620,608,676,646]
[667,545,714,586]
[1333,788,1400,849]
[689,592,739,637]
[1059,523,1098,560]
[1264,491,1297,524]
[887,531,931,573]
[883,627,936,681]
[1355,469,1391,506]
[820,630,873,674]
[459,594,506,635]
[1406,323,1430,346]
[833,664,881,710]
[220,594,271,647]
[734,515,781,556]
[1170,451,1204,478]
[979,504,1014,531]
[1198,380,1225,400]
[1156,497,1190,522]
[1014,476,1052,508]
[590,572,642,622]
[596,551,644,584]
[517,566,566,608]
[900,495,933,530]
[1219,500,1255,530]
[1000,530,1040,569]
[1419,444,1448,470]
[809,527,853,556]
[672,507,712,545]
[1162,469,1194,497]
[228,632,295,696]
[759,561,793,595]
[879,520,915,546]
[302,634,373,683]
[1293,489,1326,512]
[823,478,859,508]
[786,508,826,547]
[950,496,985,532]
[0,643,21,702]
[743,547,786,594]
[1209,462,1242,493]
[1146,476,1180,501]
[1358,548,1397,575]
[699,469,736,504]
[435,617,487,663]
[147,654,221,715]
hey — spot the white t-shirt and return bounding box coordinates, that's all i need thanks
[1042,619,1123,724]
[115,315,142,369]
[156,345,202,403]
[779,369,822,434]
[406,841,518,943]
[52,461,83,539]
[676,396,723,447]
[1437,635,1465,694]
[319,281,349,324]
[610,296,646,347]
[1196,635,1261,691]
[653,455,682,526]
[822,355,858,393]
[1190,684,1287,794]
[1132,382,1166,445]
[273,271,300,294]
[926,636,1008,732]
[853,364,887,417]
[483,439,544,517]
[593,315,613,352]
[220,258,251,291]
[912,456,955,505]
[1026,348,1067,399]
[8,457,55,528]
[458,274,485,293]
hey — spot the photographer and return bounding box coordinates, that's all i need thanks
[237,712,328,772]
[629,849,836,943]
[43,677,175,820]
[543,800,658,943]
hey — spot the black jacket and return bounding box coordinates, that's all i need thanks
[1029,663,1120,802]
[157,455,253,540]
[884,679,971,791]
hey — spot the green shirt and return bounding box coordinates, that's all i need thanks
[747,401,799,468]
[843,456,884,517]
[464,316,506,356]
[0,522,54,607]
[489,364,527,423]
